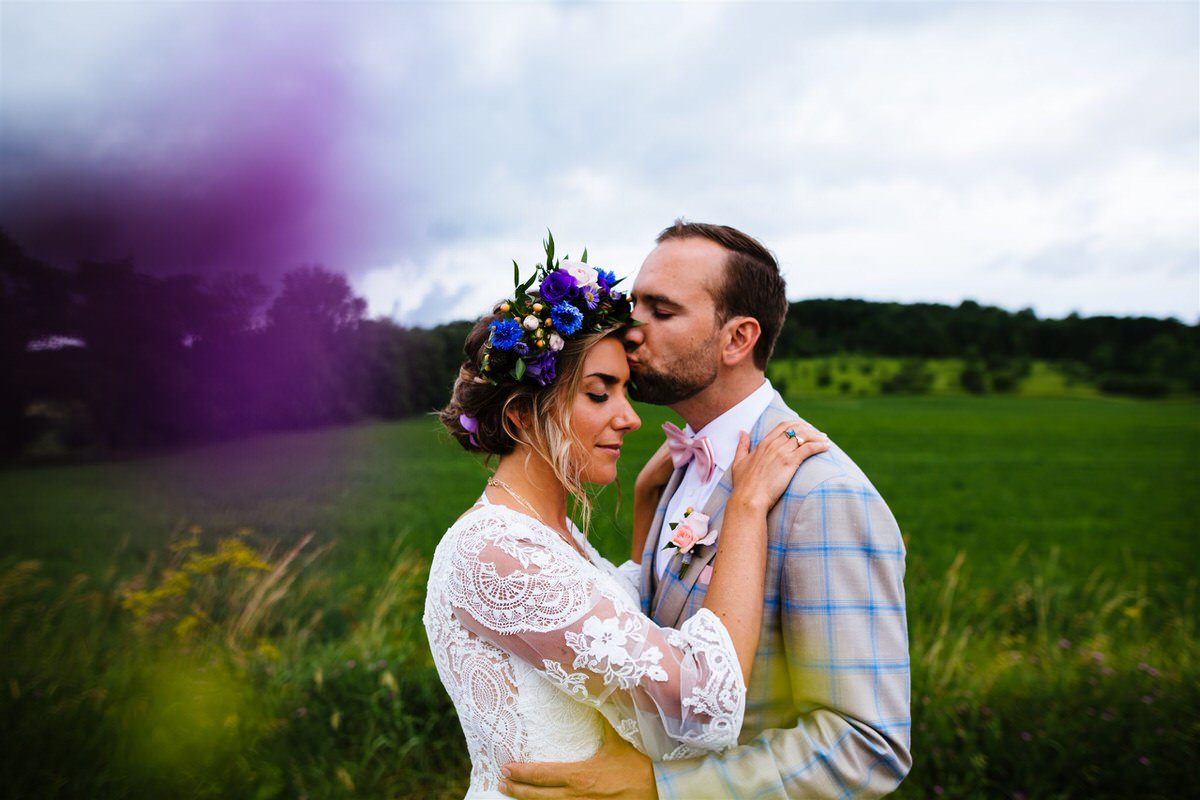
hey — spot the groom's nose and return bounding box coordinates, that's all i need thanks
[622,325,644,351]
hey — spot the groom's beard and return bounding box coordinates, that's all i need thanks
[629,343,720,406]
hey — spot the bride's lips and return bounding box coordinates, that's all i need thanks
[596,443,622,457]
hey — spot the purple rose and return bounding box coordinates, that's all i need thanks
[525,351,558,386]
[539,269,577,304]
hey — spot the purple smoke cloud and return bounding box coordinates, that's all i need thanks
[0,4,411,284]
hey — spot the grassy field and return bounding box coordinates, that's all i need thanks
[1,394,1197,797]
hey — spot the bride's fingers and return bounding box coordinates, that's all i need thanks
[783,420,830,459]
[730,431,751,469]
[778,419,827,445]
[759,421,821,450]
[761,420,830,464]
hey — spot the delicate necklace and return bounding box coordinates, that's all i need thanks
[487,477,584,556]
[486,477,546,524]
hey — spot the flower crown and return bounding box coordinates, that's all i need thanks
[479,232,632,387]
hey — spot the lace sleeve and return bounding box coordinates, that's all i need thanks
[444,509,745,759]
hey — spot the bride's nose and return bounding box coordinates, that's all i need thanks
[614,397,640,432]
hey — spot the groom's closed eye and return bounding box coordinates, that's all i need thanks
[633,293,681,319]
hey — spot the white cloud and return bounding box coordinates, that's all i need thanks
[2,1,1196,323]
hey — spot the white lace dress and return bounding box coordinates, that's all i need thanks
[423,497,746,799]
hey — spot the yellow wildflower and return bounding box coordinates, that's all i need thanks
[174,614,201,639]
[256,639,281,660]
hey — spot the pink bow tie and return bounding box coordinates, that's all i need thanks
[662,422,716,482]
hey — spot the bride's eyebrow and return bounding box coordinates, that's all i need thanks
[586,373,620,386]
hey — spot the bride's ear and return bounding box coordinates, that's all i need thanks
[505,407,526,429]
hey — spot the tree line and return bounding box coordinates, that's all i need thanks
[2,230,1196,457]
[0,232,469,456]
[776,297,1200,396]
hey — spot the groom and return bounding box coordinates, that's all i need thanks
[501,221,911,799]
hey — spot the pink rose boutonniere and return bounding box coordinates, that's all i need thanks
[662,508,718,577]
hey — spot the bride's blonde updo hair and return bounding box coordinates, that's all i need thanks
[439,312,625,534]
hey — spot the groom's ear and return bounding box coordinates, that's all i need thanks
[721,316,761,367]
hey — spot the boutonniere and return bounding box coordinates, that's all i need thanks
[662,507,718,576]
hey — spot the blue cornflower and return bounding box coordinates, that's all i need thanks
[596,269,617,290]
[551,302,583,335]
[488,317,523,350]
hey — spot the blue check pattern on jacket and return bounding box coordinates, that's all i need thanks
[641,394,911,798]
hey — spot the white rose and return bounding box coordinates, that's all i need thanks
[522,315,539,331]
[561,260,599,289]
[549,333,565,351]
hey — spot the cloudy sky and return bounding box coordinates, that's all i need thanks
[2,1,1197,325]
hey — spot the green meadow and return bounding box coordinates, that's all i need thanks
[1,392,1197,798]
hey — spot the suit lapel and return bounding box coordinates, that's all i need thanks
[650,476,732,626]
[649,392,796,626]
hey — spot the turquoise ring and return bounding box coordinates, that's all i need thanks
[785,429,797,438]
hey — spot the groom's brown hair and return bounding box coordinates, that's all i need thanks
[656,220,787,369]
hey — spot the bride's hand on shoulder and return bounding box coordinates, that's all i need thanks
[728,420,829,512]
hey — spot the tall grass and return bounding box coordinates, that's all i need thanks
[0,530,469,799]
[900,548,1198,797]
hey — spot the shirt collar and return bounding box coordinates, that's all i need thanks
[685,379,775,471]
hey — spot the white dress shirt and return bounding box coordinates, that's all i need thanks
[653,379,776,578]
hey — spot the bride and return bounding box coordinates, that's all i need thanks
[424,240,827,798]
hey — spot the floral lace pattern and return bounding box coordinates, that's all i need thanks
[424,502,746,794]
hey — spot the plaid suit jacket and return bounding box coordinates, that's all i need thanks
[641,394,911,798]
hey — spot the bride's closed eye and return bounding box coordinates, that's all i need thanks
[586,392,609,403]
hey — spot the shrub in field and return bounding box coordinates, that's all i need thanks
[816,361,833,388]
[881,359,935,395]
[960,360,988,394]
